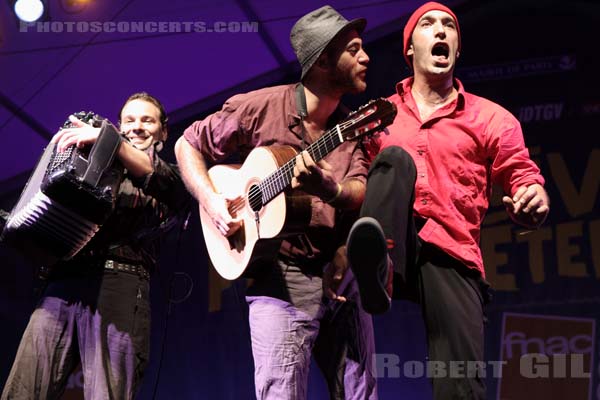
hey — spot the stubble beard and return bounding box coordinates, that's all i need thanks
[330,68,366,95]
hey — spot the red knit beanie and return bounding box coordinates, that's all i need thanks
[403,1,461,67]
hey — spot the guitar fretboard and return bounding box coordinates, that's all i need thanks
[248,124,346,210]
[245,98,394,211]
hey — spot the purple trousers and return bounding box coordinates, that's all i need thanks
[247,261,377,400]
[2,270,150,400]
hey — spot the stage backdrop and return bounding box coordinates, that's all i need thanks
[1,1,598,399]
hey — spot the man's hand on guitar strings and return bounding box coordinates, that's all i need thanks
[204,191,243,237]
[291,151,339,201]
[51,115,101,153]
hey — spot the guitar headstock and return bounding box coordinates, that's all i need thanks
[339,98,397,141]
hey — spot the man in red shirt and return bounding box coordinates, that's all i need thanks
[346,2,550,398]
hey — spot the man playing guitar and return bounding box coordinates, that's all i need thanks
[175,6,378,399]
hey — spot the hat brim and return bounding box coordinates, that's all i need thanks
[301,17,367,80]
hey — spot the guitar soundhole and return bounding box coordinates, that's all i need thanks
[248,184,263,212]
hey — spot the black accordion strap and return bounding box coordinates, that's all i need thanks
[82,121,122,187]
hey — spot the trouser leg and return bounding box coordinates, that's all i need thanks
[313,269,377,400]
[2,296,79,400]
[78,272,150,400]
[359,146,417,278]
[246,296,322,400]
[417,247,489,400]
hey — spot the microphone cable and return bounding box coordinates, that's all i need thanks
[151,211,193,400]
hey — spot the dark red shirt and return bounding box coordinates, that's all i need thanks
[372,77,544,275]
[183,84,369,268]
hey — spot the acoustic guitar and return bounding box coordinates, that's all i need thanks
[201,98,397,279]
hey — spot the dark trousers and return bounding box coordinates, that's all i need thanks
[2,269,150,400]
[361,146,490,400]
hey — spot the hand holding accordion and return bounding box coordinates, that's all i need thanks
[1,112,124,266]
[52,114,106,153]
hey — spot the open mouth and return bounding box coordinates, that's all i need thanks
[431,42,450,59]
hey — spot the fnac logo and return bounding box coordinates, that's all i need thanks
[498,313,595,400]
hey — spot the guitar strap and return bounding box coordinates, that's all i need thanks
[295,83,309,150]
[294,83,347,149]
[293,83,316,257]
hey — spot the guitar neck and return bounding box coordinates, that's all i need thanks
[258,126,345,205]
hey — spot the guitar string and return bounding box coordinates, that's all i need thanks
[233,104,389,212]
[251,115,360,204]
[249,128,340,209]
[257,134,334,203]
[253,112,370,202]
[246,108,386,210]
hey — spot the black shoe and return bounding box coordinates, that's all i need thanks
[347,217,391,315]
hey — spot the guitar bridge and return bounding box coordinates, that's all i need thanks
[254,211,260,239]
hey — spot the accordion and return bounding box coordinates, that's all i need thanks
[1,112,124,266]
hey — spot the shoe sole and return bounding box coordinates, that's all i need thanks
[347,217,390,315]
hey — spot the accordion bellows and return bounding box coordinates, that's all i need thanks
[2,113,123,266]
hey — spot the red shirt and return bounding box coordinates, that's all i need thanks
[372,77,544,276]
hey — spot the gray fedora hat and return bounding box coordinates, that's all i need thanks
[290,5,367,80]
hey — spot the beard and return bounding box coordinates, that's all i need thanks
[329,66,366,94]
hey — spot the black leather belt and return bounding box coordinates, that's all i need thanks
[104,260,149,280]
